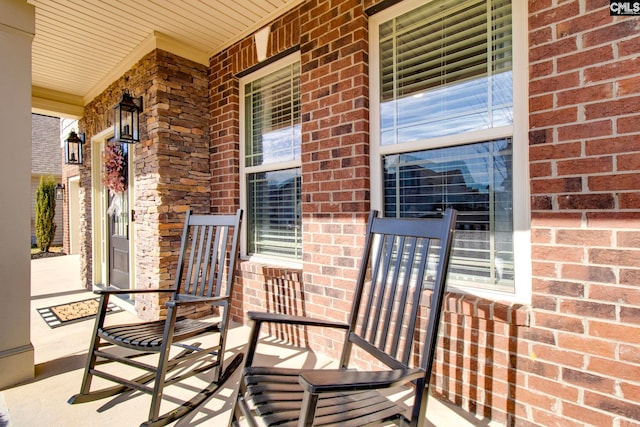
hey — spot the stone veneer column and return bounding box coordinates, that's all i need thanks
[80,49,209,320]
[0,0,35,388]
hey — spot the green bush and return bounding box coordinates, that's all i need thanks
[35,175,57,252]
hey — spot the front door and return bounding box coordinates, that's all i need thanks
[107,142,130,289]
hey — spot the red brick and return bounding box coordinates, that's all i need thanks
[564,401,616,426]
[589,173,640,191]
[529,2,580,30]
[531,107,579,128]
[586,135,640,155]
[529,96,554,118]
[558,193,615,210]
[590,248,640,266]
[618,153,640,171]
[532,212,583,227]
[590,283,640,306]
[621,269,640,285]
[619,75,640,97]
[533,244,585,263]
[529,26,553,49]
[531,177,582,194]
[556,9,613,39]
[561,300,616,320]
[620,34,640,57]
[618,231,640,248]
[585,391,640,421]
[558,120,613,141]
[529,141,581,161]
[560,263,616,283]
[620,344,640,364]
[620,192,640,209]
[531,409,583,427]
[534,312,585,333]
[586,96,640,121]
[590,321,640,345]
[618,115,640,134]
[587,212,640,228]
[557,332,616,358]
[556,83,613,107]
[532,343,584,367]
[557,156,613,175]
[584,19,640,48]
[530,72,580,96]
[588,357,640,383]
[556,229,612,246]
[530,161,552,178]
[563,367,616,392]
[557,46,614,73]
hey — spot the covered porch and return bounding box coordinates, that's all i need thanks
[0,255,488,426]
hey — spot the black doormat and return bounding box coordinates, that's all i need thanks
[37,298,123,328]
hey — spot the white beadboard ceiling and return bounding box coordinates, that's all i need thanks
[27,0,303,117]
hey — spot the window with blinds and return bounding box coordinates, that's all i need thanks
[243,60,302,259]
[384,139,514,289]
[379,0,512,145]
[375,0,515,292]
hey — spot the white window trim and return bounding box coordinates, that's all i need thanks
[369,0,530,304]
[239,52,303,264]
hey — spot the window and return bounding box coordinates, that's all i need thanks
[370,0,529,299]
[241,55,302,260]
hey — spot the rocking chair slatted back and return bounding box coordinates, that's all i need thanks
[178,212,240,299]
[343,211,455,373]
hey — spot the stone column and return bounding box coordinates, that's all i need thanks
[0,0,35,388]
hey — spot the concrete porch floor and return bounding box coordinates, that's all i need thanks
[0,254,497,426]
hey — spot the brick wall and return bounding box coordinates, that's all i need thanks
[80,49,210,319]
[524,1,640,425]
[206,0,640,426]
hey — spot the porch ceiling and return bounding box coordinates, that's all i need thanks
[27,0,303,118]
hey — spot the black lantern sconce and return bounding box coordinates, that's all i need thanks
[114,91,143,144]
[55,183,65,200]
[65,130,85,165]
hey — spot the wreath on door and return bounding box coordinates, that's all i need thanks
[102,143,126,193]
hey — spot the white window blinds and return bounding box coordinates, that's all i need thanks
[379,0,513,144]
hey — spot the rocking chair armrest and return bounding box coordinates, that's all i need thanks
[165,295,229,308]
[248,311,350,329]
[299,367,424,394]
[94,287,176,296]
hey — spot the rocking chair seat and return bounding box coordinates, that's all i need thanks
[99,318,220,350]
[243,365,417,426]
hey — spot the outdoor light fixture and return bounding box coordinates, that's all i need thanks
[55,183,65,200]
[65,130,85,165]
[114,91,143,144]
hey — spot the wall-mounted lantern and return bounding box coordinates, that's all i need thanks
[65,130,85,165]
[114,91,143,144]
[55,183,65,200]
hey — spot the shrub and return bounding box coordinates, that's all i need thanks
[35,175,57,252]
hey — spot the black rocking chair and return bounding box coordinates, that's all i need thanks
[69,209,243,426]
[231,209,457,427]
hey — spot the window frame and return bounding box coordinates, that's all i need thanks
[239,53,303,267]
[369,0,530,303]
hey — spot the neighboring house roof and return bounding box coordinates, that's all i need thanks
[31,113,61,176]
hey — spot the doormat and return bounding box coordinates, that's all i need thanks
[37,298,123,328]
